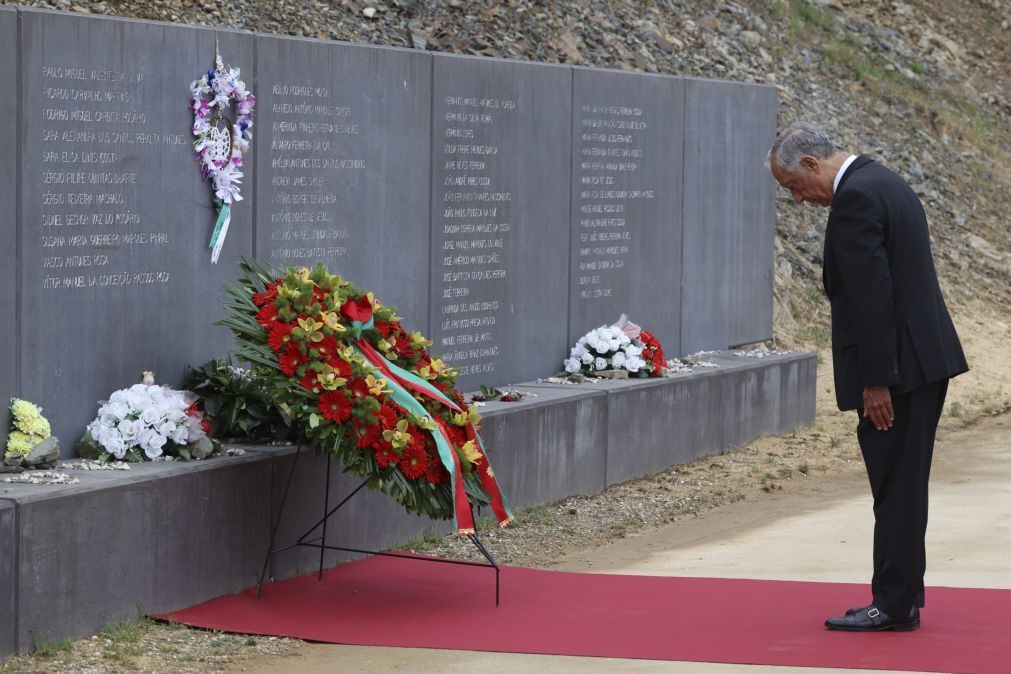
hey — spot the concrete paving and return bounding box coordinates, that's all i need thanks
[229,414,1010,673]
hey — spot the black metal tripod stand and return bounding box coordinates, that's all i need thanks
[256,439,501,606]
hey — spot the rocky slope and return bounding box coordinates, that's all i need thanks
[6,0,1010,348]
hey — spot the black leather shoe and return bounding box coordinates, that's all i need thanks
[825,606,920,632]
[845,604,871,616]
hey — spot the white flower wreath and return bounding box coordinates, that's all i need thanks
[190,49,255,263]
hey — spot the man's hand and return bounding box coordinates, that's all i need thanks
[863,386,894,431]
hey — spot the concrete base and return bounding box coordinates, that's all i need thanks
[0,350,815,657]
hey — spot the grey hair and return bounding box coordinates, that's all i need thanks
[768,122,836,173]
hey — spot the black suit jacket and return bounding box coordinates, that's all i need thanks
[824,156,968,410]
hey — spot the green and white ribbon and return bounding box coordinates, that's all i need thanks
[209,203,230,264]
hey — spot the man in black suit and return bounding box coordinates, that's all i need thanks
[768,122,968,632]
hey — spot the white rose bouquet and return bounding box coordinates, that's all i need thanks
[563,316,667,378]
[83,384,210,462]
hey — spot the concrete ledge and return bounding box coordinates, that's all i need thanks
[0,350,815,657]
[0,501,15,657]
[0,452,271,653]
[479,386,609,509]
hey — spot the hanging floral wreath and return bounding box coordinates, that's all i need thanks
[220,259,514,533]
[190,50,255,263]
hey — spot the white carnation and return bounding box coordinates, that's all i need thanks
[564,358,582,374]
[594,357,608,371]
[581,352,594,365]
[611,351,627,368]
[626,357,645,373]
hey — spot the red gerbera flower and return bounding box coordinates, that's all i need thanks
[378,404,401,430]
[267,322,295,352]
[408,429,427,453]
[315,335,340,360]
[374,320,392,338]
[353,417,382,449]
[327,357,352,380]
[255,302,279,327]
[398,443,429,480]
[394,335,413,356]
[299,369,322,394]
[318,390,351,423]
[374,441,398,469]
[426,457,449,484]
[252,284,278,307]
[279,347,303,377]
[444,423,467,447]
[348,377,369,400]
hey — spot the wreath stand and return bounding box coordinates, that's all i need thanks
[256,437,501,606]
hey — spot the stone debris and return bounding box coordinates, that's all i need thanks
[224,447,247,457]
[733,349,794,358]
[63,459,131,471]
[2,470,80,485]
[536,375,604,385]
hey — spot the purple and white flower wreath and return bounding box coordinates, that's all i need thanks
[190,50,255,263]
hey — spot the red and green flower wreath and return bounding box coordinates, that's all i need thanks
[221,259,513,533]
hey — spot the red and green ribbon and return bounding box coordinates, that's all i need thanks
[343,301,513,534]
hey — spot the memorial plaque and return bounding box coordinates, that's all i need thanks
[430,54,571,391]
[569,68,684,355]
[681,78,777,352]
[255,37,431,329]
[19,10,255,454]
[1,8,18,452]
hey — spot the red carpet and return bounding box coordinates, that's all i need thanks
[156,555,1010,673]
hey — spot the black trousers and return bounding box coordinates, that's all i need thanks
[856,379,948,617]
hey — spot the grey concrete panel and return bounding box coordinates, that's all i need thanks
[149,456,272,612]
[525,370,725,486]
[600,372,724,485]
[261,445,441,582]
[430,54,572,391]
[0,500,16,659]
[0,8,17,454]
[779,353,818,432]
[705,351,817,437]
[18,10,256,455]
[254,36,432,332]
[569,68,685,356]
[2,452,268,651]
[681,78,777,352]
[479,385,608,509]
[719,362,782,449]
[13,476,157,651]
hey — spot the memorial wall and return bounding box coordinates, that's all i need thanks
[1,8,778,455]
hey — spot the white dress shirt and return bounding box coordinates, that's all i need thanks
[833,154,859,194]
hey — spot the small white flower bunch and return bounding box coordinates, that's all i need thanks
[563,324,649,376]
[86,384,207,461]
